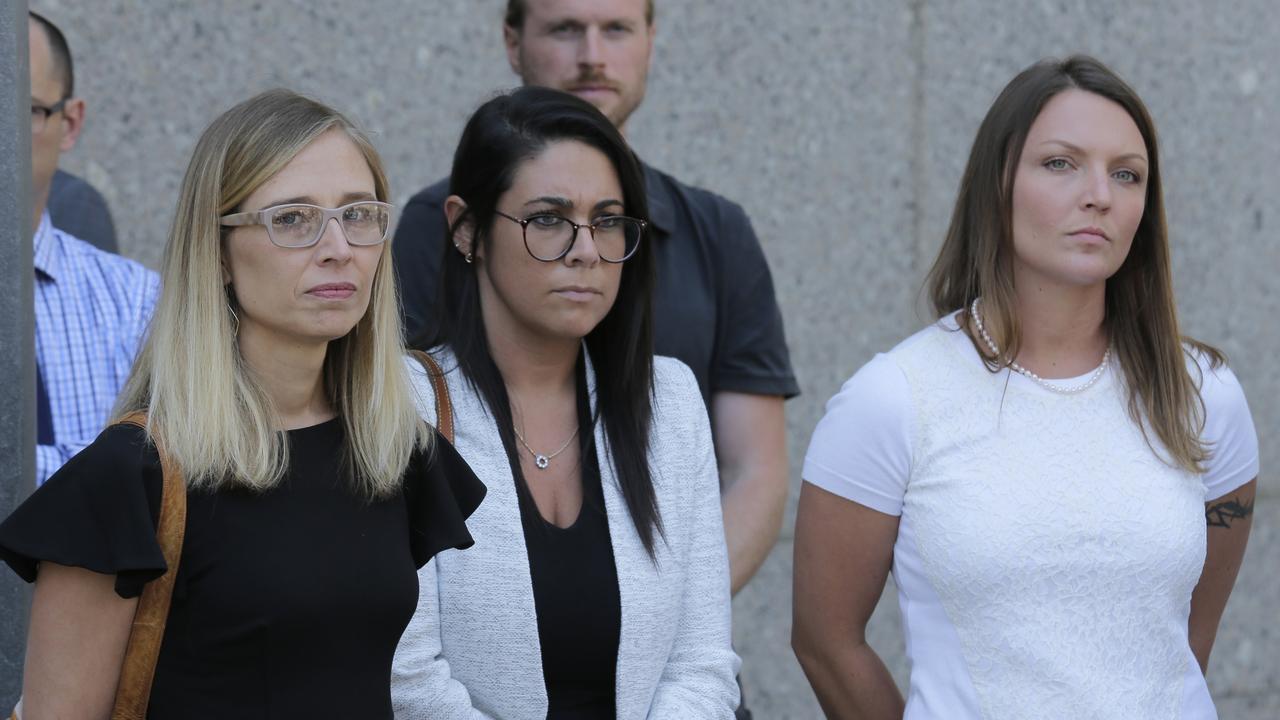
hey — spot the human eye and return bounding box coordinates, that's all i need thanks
[272,207,309,227]
[527,213,565,228]
[1112,168,1142,184]
[549,21,583,37]
[342,204,374,223]
[595,215,626,230]
[603,21,633,36]
[1043,157,1073,171]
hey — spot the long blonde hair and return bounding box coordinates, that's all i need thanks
[926,56,1221,474]
[116,89,429,499]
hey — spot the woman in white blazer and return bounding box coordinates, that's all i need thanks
[391,87,740,719]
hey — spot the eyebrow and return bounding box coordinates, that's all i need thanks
[523,196,625,212]
[541,17,636,29]
[1038,139,1148,165]
[262,191,377,207]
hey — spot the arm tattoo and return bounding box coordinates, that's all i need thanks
[1206,497,1255,528]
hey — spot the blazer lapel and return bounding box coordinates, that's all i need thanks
[588,351,670,719]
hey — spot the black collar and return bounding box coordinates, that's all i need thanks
[640,161,676,237]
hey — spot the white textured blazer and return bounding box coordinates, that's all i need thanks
[392,349,740,719]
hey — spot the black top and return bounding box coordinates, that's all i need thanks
[393,162,800,406]
[0,419,485,719]
[519,378,621,719]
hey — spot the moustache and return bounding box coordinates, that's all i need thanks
[570,72,619,91]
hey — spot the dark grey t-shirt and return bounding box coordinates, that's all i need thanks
[48,169,118,253]
[392,162,799,405]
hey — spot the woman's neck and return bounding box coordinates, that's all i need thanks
[1009,277,1109,379]
[237,324,334,430]
[485,323,579,401]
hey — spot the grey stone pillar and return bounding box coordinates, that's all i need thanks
[0,0,33,707]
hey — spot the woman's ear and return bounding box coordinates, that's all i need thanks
[443,195,477,263]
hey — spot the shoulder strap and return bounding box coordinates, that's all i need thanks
[410,350,455,444]
[110,411,186,720]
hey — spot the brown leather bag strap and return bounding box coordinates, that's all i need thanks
[110,411,186,720]
[410,350,455,444]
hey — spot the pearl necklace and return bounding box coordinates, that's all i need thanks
[514,424,579,470]
[969,298,1110,395]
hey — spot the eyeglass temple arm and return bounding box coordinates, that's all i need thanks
[218,210,266,227]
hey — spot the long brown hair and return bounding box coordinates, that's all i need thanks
[926,55,1221,473]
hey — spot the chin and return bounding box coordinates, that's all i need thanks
[313,320,364,344]
[544,315,607,342]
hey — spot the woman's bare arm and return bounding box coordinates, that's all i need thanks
[1189,477,1257,674]
[793,482,904,719]
[21,562,137,719]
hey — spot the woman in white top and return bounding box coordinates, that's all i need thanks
[792,56,1259,719]
[391,87,739,719]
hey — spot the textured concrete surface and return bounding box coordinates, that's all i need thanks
[9,0,1280,714]
[0,1,34,707]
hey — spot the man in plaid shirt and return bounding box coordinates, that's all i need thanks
[28,11,158,485]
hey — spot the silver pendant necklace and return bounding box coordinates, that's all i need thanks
[513,424,579,470]
[969,298,1110,395]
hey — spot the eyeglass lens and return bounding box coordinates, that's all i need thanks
[525,215,642,262]
[31,107,52,134]
[268,203,390,247]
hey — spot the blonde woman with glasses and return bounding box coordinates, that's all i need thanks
[0,89,485,719]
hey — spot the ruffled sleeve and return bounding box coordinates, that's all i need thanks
[403,430,486,567]
[0,423,168,598]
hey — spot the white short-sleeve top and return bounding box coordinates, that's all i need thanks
[803,313,1259,720]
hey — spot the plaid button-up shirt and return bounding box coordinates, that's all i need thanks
[34,211,159,484]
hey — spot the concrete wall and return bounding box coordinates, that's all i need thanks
[0,0,33,707]
[21,0,1280,715]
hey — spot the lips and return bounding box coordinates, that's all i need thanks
[553,285,601,302]
[306,282,357,299]
[1069,226,1110,243]
[568,76,618,96]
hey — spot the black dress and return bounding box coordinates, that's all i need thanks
[0,418,485,719]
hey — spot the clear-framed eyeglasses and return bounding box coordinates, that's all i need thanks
[31,98,68,135]
[494,210,645,263]
[219,201,392,248]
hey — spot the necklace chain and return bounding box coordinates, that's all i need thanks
[969,298,1110,395]
[513,423,579,470]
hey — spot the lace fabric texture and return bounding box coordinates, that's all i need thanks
[894,328,1204,719]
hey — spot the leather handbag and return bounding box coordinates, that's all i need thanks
[411,350,455,444]
[9,411,187,720]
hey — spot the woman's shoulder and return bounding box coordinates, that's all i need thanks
[1183,344,1254,430]
[1182,345,1259,497]
[402,429,485,567]
[1183,344,1244,400]
[56,421,161,487]
[651,356,709,429]
[653,355,700,397]
[0,421,166,597]
[885,313,964,361]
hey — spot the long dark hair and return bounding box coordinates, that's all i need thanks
[926,55,1221,473]
[429,86,661,555]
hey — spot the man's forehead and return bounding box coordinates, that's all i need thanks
[525,0,648,23]
[27,21,57,91]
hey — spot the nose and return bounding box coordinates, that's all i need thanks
[564,222,602,267]
[315,217,354,262]
[577,26,604,67]
[1081,167,1113,212]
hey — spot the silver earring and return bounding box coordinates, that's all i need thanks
[465,252,474,264]
[228,303,240,336]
